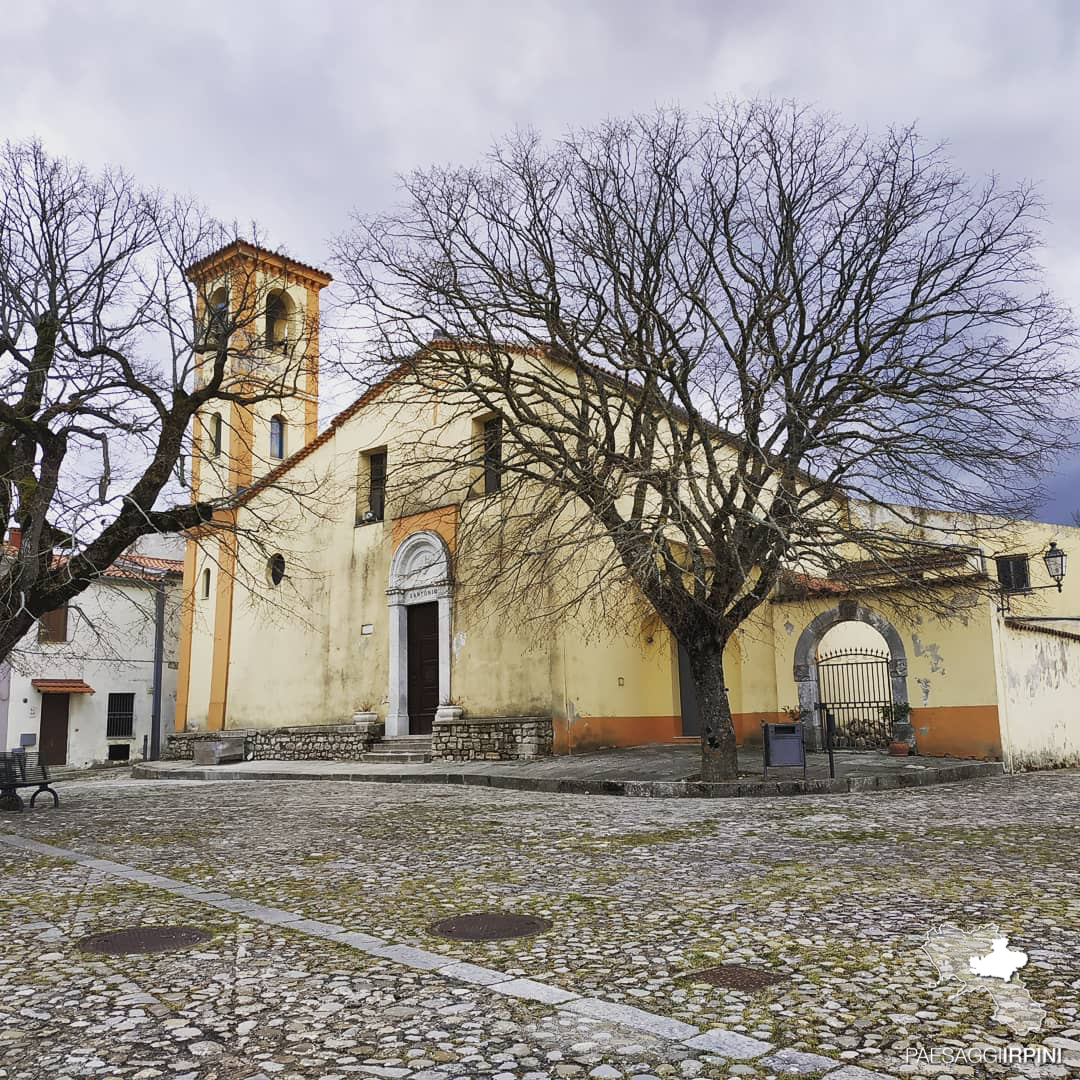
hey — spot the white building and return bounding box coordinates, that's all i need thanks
[0,536,183,767]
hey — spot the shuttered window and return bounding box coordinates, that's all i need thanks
[996,555,1030,593]
[38,605,68,643]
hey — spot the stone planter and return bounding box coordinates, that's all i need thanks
[352,711,384,740]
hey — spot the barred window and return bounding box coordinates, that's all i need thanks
[106,693,135,738]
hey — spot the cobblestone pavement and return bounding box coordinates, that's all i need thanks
[2,770,1078,1079]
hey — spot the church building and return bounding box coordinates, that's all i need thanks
[172,243,1080,771]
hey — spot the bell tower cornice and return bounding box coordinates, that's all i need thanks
[186,240,332,290]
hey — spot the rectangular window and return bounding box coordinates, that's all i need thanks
[996,555,1030,593]
[38,604,68,643]
[356,448,388,526]
[106,693,135,738]
[483,417,503,495]
[369,451,387,522]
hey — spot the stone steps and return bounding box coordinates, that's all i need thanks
[362,734,433,764]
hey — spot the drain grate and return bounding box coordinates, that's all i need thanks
[682,963,787,991]
[76,926,212,955]
[429,912,552,941]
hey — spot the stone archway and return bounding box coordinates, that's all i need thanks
[792,599,912,746]
[386,530,452,737]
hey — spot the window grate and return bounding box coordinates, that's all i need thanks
[106,693,135,738]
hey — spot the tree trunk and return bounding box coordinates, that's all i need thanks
[685,644,739,781]
[0,608,37,667]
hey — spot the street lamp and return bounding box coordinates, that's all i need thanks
[1044,541,1067,590]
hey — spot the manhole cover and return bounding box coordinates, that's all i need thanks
[76,926,212,955]
[429,912,552,940]
[682,964,787,991]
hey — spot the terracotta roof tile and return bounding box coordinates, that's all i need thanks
[185,240,332,285]
[107,553,184,577]
[31,678,95,694]
[231,365,408,509]
[1,546,183,582]
[1005,618,1080,644]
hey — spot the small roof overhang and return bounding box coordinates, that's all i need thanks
[31,678,95,694]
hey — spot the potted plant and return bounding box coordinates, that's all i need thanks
[885,702,913,755]
[352,702,382,736]
[434,696,464,724]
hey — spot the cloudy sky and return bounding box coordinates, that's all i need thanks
[4,0,1078,521]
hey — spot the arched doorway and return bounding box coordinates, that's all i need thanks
[793,601,912,749]
[386,531,452,736]
[815,622,893,748]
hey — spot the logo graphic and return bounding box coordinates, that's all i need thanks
[921,923,1045,1035]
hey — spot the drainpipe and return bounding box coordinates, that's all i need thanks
[989,600,1014,773]
[0,661,9,752]
[149,581,165,760]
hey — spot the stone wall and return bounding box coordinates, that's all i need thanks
[163,721,382,762]
[432,713,553,761]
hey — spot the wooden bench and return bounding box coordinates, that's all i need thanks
[0,751,60,810]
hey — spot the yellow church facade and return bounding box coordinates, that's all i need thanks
[173,244,1080,771]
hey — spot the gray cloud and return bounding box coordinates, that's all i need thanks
[3,0,1077,520]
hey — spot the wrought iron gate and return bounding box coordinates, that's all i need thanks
[815,648,894,749]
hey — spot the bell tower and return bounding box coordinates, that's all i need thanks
[175,242,332,737]
[185,242,332,502]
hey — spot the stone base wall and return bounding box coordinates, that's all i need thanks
[432,714,553,761]
[163,722,382,762]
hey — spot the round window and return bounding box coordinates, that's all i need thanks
[268,553,286,586]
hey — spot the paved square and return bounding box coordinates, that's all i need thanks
[1,769,1077,1078]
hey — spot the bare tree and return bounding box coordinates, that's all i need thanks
[0,140,324,662]
[335,101,1079,780]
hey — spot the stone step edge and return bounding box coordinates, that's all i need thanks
[362,756,433,764]
[167,725,367,738]
[131,760,1005,798]
[0,832,896,1079]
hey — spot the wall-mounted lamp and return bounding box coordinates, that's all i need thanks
[1043,541,1067,589]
